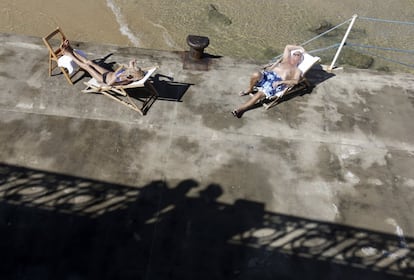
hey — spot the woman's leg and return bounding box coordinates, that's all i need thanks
[62,50,105,82]
[61,41,109,82]
[72,51,110,75]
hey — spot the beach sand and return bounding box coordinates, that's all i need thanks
[1,0,413,70]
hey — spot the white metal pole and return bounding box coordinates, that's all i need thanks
[329,14,358,71]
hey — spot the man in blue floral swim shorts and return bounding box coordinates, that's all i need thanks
[255,71,287,98]
[232,45,305,118]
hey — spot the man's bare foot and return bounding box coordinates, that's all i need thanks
[231,109,242,118]
[238,90,251,96]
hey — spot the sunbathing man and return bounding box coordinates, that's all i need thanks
[232,44,305,118]
[61,40,144,86]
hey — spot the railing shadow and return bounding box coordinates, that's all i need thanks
[0,163,412,280]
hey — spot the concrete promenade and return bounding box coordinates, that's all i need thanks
[1,33,414,279]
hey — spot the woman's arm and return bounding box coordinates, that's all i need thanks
[105,66,127,86]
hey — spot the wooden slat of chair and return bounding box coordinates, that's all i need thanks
[42,27,80,85]
[262,77,310,110]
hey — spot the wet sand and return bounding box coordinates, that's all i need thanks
[1,0,413,70]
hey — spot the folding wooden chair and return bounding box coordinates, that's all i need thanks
[82,67,159,115]
[253,53,321,110]
[42,27,83,85]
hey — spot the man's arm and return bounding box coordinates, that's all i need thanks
[282,45,305,62]
[273,69,302,87]
[279,79,299,87]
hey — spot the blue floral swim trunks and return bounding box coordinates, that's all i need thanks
[256,71,286,98]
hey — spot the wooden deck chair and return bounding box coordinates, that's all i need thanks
[82,67,159,115]
[42,27,83,85]
[255,53,321,110]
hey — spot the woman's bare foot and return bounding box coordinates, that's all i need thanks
[60,39,73,53]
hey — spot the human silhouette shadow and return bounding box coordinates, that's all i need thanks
[0,163,411,280]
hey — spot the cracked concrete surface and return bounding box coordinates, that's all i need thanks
[1,33,413,279]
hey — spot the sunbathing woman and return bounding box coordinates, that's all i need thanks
[61,40,144,86]
[232,44,305,118]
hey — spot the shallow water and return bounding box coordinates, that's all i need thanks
[1,0,413,71]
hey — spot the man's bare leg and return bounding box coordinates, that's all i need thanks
[239,71,262,96]
[232,91,265,118]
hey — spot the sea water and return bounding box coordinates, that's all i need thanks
[1,0,413,70]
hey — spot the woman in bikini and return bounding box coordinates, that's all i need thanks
[232,44,305,118]
[61,40,144,86]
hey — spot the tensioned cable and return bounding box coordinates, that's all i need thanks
[358,16,414,26]
[346,43,414,54]
[307,44,340,54]
[268,15,413,69]
[300,18,352,47]
[269,16,352,62]
[269,44,339,63]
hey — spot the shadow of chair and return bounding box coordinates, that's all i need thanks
[82,67,159,116]
[268,64,335,106]
[151,74,193,102]
[257,53,322,110]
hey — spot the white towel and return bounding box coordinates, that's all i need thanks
[57,49,87,74]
